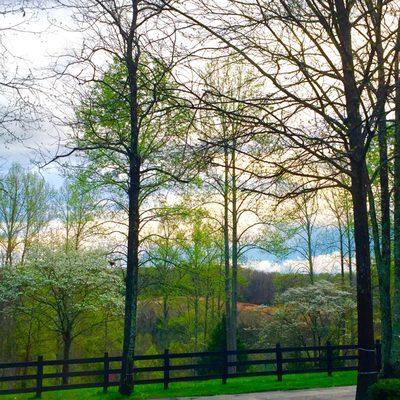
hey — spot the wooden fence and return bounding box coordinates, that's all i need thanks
[0,341,382,397]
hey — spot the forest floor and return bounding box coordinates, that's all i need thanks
[0,371,357,399]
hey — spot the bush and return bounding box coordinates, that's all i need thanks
[368,379,400,400]
[198,316,248,375]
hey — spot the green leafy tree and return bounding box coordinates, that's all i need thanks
[0,163,53,266]
[73,52,194,392]
[57,171,106,251]
[11,245,123,383]
[199,316,248,375]
[176,211,223,351]
[0,164,53,362]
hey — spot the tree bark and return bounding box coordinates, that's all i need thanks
[391,34,400,376]
[306,219,314,284]
[194,294,199,351]
[62,332,72,385]
[372,5,392,373]
[345,204,354,287]
[230,139,238,372]
[204,294,209,347]
[335,1,377,395]
[119,5,141,392]
[338,220,345,285]
[368,185,392,376]
[351,161,377,399]
[162,294,169,349]
[223,141,234,370]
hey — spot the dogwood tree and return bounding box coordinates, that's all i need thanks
[1,245,123,383]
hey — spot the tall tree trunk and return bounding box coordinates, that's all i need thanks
[306,220,314,284]
[373,6,392,373]
[194,294,199,351]
[119,152,141,395]
[103,312,109,354]
[119,11,141,392]
[204,294,209,347]
[391,35,400,376]
[223,141,232,352]
[337,220,347,344]
[377,124,392,298]
[223,140,236,373]
[345,204,354,287]
[230,141,238,372]
[5,235,13,267]
[338,221,345,285]
[335,1,377,396]
[162,294,169,349]
[368,185,392,376]
[351,160,377,399]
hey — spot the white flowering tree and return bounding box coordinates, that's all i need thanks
[260,281,355,349]
[0,245,123,382]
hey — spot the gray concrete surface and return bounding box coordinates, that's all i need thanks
[154,386,356,400]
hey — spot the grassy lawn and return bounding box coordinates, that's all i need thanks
[0,371,357,399]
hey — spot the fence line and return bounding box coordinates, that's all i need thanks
[0,341,382,397]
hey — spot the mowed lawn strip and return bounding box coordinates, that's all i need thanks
[0,371,356,399]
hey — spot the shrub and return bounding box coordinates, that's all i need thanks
[198,316,248,375]
[368,379,400,400]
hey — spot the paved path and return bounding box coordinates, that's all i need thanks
[154,386,356,400]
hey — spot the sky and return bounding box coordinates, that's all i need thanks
[0,4,80,185]
[0,3,348,275]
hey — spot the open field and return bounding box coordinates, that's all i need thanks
[0,371,357,399]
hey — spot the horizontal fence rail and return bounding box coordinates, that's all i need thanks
[0,341,382,397]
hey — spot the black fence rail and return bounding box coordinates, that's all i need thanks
[0,341,382,397]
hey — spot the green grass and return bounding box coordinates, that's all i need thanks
[0,371,357,400]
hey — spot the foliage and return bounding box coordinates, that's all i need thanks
[75,58,194,195]
[368,379,400,400]
[199,316,248,375]
[1,244,124,361]
[0,163,53,266]
[259,281,356,348]
[57,171,106,250]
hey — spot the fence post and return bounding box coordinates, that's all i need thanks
[221,345,228,385]
[326,342,333,377]
[276,343,283,382]
[163,349,170,390]
[375,340,382,373]
[103,352,109,393]
[35,355,43,398]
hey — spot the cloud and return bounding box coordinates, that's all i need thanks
[246,251,344,275]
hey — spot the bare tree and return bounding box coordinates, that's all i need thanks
[194,59,279,368]
[288,193,320,284]
[324,187,353,286]
[163,1,400,396]
[0,1,40,142]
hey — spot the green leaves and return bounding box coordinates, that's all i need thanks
[0,163,53,266]
[75,57,194,196]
